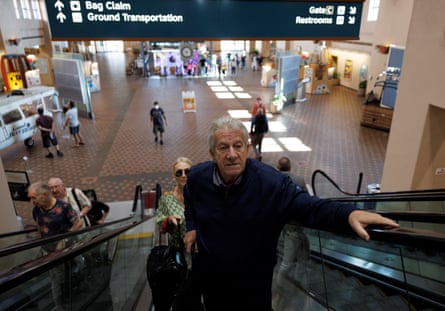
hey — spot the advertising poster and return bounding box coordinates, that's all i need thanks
[344,59,352,80]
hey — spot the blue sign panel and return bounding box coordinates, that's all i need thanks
[44,0,363,40]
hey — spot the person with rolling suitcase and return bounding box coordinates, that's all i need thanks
[147,157,203,310]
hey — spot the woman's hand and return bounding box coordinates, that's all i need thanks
[167,215,182,226]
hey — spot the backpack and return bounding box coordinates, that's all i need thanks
[151,108,163,124]
[71,188,92,227]
[146,244,188,310]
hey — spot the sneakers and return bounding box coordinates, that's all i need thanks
[160,140,164,145]
[154,136,158,143]
[46,151,63,158]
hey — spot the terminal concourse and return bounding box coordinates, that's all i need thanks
[0,52,389,228]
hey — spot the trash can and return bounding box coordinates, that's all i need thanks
[142,190,156,216]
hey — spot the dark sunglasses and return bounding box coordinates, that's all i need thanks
[175,169,190,177]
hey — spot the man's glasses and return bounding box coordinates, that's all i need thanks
[175,169,190,177]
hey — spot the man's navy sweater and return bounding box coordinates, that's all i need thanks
[184,159,355,278]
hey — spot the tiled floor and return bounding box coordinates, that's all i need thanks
[1,52,390,228]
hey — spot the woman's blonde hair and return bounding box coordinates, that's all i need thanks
[172,156,192,174]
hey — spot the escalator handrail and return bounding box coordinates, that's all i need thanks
[311,169,355,196]
[0,228,37,240]
[370,210,445,224]
[368,226,445,249]
[316,221,445,251]
[0,183,145,257]
[327,192,445,202]
[0,215,134,257]
[132,184,143,215]
[0,214,153,293]
[1,214,444,294]
[312,169,445,199]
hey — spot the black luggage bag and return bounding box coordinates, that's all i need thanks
[147,244,188,311]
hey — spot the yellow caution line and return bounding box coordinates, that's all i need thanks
[118,232,154,240]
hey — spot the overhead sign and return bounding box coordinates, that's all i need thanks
[44,0,364,40]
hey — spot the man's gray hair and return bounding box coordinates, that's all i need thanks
[28,181,51,195]
[208,116,249,151]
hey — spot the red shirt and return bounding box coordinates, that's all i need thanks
[251,102,266,116]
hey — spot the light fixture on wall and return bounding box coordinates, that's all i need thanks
[8,37,21,46]
[375,44,389,54]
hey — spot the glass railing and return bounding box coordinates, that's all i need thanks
[0,228,40,250]
[273,223,445,310]
[1,181,445,310]
[312,169,445,233]
[0,184,148,271]
[0,217,136,276]
[0,184,154,311]
[0,218,154,310]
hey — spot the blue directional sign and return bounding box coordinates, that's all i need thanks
[44,0,364,40]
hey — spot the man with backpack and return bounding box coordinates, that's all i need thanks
[150,101,168,145]
[48,177,92,228]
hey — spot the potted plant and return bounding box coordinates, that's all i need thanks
[358,80,367,96]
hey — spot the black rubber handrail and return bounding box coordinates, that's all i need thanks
[132,183,143,216]
[1,214,443,294]
[311,169,355,196]
[0,216,151,293]
[0,228,37,239]
[312,169,445,200]
[0,216,134,257]
[375,210,445,224]
[0,184,145,257]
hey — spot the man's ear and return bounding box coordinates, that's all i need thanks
[209,149,215,159]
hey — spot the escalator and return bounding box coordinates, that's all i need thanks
[271,170,445,310]
[0,180,444,310]
[0,184,155,311]
[273,224,445,310]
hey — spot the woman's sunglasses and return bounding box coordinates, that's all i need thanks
[175,169,190,177]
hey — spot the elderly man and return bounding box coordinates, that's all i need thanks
[183,115,400,311]
[29,181,82,243]
[48,177,92,228]
[29,181,82,310]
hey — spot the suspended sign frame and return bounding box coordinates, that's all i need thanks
[44,0,364,40]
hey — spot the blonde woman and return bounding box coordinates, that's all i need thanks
[156,156,192,250]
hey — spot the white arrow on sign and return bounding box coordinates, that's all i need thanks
[54,0,64,11]
[57,12,67,23]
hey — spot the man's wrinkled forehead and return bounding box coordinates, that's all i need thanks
[215,127,244,142]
